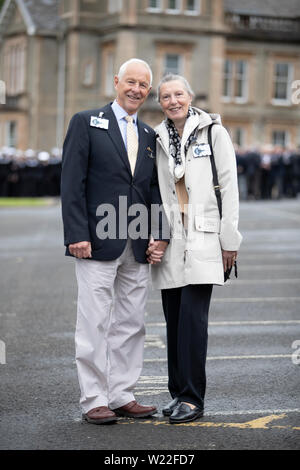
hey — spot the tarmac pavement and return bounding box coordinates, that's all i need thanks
[0,199,299,451]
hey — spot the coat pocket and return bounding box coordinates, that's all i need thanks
[194,216,221,234]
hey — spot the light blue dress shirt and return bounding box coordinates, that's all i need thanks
[111,100,139,150]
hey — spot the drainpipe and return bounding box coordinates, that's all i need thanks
[56,29,66,149]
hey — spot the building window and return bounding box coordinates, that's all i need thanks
[223,59,232,99]
[164,53,182,75]
[234,127,245,147]
[222,58,248,103]
[185,0,200,15]
[82,61,95,87]
[147,0,162,11]
[4,42,26,96]
[108,0,122,13]
[166,0,181,14]
[6,121,17,147]
[272,63,293,104]
[272,130,289,147]
[104,51,115,96]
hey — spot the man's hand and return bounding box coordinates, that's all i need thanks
[69,241,92,259]
[146,238,168,265]
[222,249,237,272]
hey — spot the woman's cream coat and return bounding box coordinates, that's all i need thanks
[151,107,242,289]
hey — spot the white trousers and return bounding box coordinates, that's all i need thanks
[75,240,149,413]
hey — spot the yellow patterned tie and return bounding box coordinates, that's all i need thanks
[125,115,138,175]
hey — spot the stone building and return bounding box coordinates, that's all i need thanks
[0,0,300,151]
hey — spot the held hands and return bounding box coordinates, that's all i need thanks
[146,237,168,265]
[68,241,92,259]
[222,249,237,272]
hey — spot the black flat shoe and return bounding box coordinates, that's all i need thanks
[169,402,204,424]
[162,397,180,417]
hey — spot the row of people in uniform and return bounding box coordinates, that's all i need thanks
[235,144,300,200]
[1,144,300,200]
[0,147,62,197]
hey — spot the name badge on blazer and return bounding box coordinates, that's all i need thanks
[90,116,109,130]
[193,143,211,158]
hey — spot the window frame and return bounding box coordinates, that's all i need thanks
[108,0,122,13]
[222,58,248,104]
[147,0,162,12]
[105,51,115,97]
[184,0,201,15]
[4,40,26,96]
[272,62,293,106]
[6,121,17,147]
[164,53,183,76]
[166,0,182,14]
[272,129,290,147]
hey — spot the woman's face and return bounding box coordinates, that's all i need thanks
[159,80,192,123]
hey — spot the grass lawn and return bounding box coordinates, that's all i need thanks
[0,197,58,207]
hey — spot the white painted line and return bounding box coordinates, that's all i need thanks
[238,254,300,260]
[147,297,300,304]
[238,265,300,271]
[260,207,300,222]
[143,354,293,363]
[208,320,300,326]
[144,358,166,363]
[207,354,292,360]
[211,297,300,303]
[0,312,17,317]
[146,320,300,327]
[232,279,300,284]
[204,408,300,417]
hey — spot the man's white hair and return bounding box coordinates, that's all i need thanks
[117,58,153,87]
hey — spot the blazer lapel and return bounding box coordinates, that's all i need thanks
[103,104,131,173]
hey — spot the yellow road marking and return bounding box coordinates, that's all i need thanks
[120,414,300,431]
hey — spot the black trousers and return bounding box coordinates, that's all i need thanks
[161,284,213,409]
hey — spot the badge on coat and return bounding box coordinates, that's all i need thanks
[90,116,109,130]
[192,143,211,158]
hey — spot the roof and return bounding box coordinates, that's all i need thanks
[0,0,61,36]
[23,0,60,32]
[224,0,300,18]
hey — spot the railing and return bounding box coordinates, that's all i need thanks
[225,12,300,34]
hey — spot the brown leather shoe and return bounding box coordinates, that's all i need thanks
[82,406,118,424]
[113,401,157,418]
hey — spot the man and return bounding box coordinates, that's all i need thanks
[61,59,168,424]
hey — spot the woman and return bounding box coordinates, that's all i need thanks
[148,74,242,424]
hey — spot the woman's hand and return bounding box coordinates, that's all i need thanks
[146,238,168,265]
[222,249,237,272]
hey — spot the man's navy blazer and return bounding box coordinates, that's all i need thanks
[61,103,167,264]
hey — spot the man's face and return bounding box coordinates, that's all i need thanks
[114,63,152,115]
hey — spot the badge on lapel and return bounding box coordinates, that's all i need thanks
[147,146,155,159]
[192,143,211,158]
[90,116,109,130]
